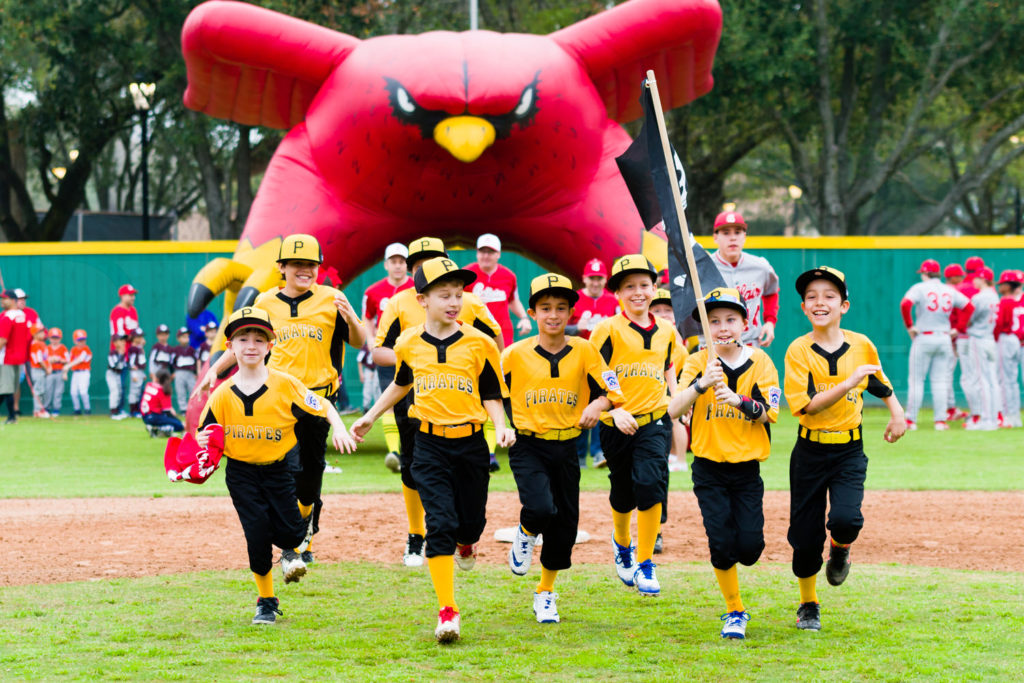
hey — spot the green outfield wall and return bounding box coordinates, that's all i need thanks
[3,237,1023,415]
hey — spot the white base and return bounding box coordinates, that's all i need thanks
[493,526,591,545]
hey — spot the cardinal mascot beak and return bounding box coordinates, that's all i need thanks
[433,116,496,163]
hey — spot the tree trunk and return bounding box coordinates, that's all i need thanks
[190,112,232,240]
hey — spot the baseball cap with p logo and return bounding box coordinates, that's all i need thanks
[607,254,658,292]
[696,287,747,321]
[406,237,448,271]
[795,265,848,301]
[224,306,276,340]
[413,257,477,293]
[528,273,579,308]
[277,234,323,264]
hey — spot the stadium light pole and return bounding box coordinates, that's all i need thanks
[788,184,803,231]
[129,81,156,240]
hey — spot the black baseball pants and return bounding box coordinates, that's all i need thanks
[599,418,669,513]
[508,435,580,571]
[691,456,765,570]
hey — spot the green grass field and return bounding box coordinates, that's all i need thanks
[0,409,1021,499]
[1,409,1021,680]
[1,563,1020,681]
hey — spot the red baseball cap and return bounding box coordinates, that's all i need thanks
[998,269,1022,285]
[975,266,994,282]
[713,211,747,232]
[918,259,940,274]
[582,258,608,279]
[964,256,985,273]
[119,284,138,296]
[943,264,964,278]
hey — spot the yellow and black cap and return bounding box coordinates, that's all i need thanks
[607,254,658,291]
[696,287,747,320]
[407,237,448,271]
[795,266,848,300]
[224,306,276,340]
[652,287,673,307]
[277,234,323,264]
[528,273,579,309]
[413,257,477,293]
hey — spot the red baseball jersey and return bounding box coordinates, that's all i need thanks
[465,262,519,345]
[47,343,69,370]
[109,304,139,345]
[29,340,50,370]
[362,276,414,326]
[0,308,31,365]
[569,289,620,340]
[141,382,172,415]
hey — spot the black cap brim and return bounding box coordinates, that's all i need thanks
[407,250,448,271]
[795,269,848,300]
[693,300,747,321]
[224,319,276,340]
[413,268,477,294]
[529,287,579,309]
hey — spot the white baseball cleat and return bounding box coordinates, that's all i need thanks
[533,591,560,623]
[509,525,537,576]
[612,537,637,587]
[435,607,460,643]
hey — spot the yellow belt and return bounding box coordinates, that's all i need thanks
[798,426,861,444]
[516,427,582,442]
[601,408,667,428]
[419,422,483,439]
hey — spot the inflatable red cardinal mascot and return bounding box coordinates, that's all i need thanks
[182,0,721,320]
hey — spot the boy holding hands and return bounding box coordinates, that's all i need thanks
[503,273,626,623]
[589,255,677,596]
[669,288,780,639]
[353,257,513,643]
[784,267,906,632]
[197,307,356,624]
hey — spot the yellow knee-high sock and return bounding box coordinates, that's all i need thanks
[714,565,744,612]
[298,502,314,518]
[427,555,458,610]
[253,571,274,598]
[484,419,496,454]
[402,484,427,536]
[536,566,558,594]
[612,509,632,548]
[636,504,662,563]
[381,412,400,454]
[799,575,818,604]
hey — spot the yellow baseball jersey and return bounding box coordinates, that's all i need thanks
[394,323,508,425]
[784,330,894,432]
[374,287,501,349]
[589,313,676,418]
[671,328,689,380]
[680,348,781,463]
[501,336,625,434]
[253,284,359,395]
[199,369,329,465]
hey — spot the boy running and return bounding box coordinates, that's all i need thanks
[197,307,356,624]
[589,255,677,597]
[784,267,906,632]
[353,257,513,643]
[503,273,625,623]
[669,288,780,639]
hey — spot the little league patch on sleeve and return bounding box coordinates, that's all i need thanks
[602,370,621,393]
[768,386,781,410]
[304,391,322,411]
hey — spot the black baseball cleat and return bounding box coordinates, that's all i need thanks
[796,602,821,631]
[653,533,664,555]
[489,454,500,473]
[301,550,315,565]
[252,597,282,625]
[826,543,851,586]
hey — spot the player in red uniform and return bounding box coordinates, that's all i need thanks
[566,258,620,467]
[363,242,415,472]
[465,233,526,471]
[0,289,32,424]
[995,270,1023,428]
[952,257,985,426]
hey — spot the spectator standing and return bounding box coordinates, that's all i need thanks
[12,289,40,414]
[109,284,139,414]
[149,324,174,379]
[106,336,129,419]
[172,326,198,412]
[67,329,93,415]
[27,323,51,417]
[466,233,531,347]
[45,327,69,417]
[127,331,148,416]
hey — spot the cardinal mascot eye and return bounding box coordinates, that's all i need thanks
[383,73,540,141]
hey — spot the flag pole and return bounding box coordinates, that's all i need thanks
[644,70,715,360]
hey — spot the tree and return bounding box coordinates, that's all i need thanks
[770,0,1024,235]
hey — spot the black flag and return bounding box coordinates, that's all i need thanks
[615,81,725,334]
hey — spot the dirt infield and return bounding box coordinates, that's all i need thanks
[2,490,1019,586]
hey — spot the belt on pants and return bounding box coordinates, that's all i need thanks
[798,426,861,444]
[516,427,582,441]
[309,383,336,399]
[600,408,667,428]
[419,421,483,439]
